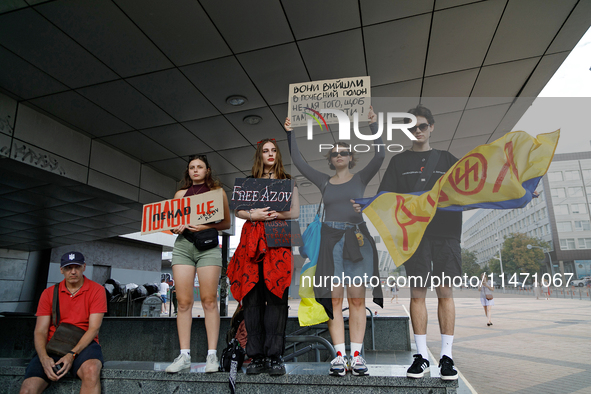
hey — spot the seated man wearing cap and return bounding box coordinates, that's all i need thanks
[20,252,107,394]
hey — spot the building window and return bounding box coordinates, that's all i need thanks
[574,221,591,231]
[560,238,576,250]
[578,238,591,249]
[582,169,591,181]
[548,172,563,182]
[572,204,587,214]
[556,222,573,232]
[564,170,580,181]
[554,205,569,215]
[568,187,584,197]
[551,188,566,198]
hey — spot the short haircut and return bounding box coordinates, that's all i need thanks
[406,104,435,125]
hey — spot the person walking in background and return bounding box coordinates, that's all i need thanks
[391,282,399,304]
[166,154,231,374]
[479,273,494,326]
[285,106,384,377]
[160,278,169,315]
[534,280,541,300]
[228,139,299,376]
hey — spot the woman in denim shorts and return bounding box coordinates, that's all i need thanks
[165,155,231,374]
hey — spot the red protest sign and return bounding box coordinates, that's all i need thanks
[141,189,224,235]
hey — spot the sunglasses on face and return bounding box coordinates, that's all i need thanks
[330,151,351,158]
[409,123,430,133]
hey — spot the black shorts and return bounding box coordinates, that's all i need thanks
[24,341,104,383]
[404,236,462,287]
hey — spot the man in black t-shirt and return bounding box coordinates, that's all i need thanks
[379,105,461,381]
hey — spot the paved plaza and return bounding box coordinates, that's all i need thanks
[182,287,591,393]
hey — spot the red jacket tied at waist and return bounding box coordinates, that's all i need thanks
[228,221,292,302]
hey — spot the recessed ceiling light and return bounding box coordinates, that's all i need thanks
[243,115,262,125]
[301,181,312,187]
[226,95,247,106]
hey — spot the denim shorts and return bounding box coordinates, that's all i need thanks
[324,221,374,286]
[172,235,222,268]
[24,340,104,383]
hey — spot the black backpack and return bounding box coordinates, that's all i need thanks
[219,338,246,372]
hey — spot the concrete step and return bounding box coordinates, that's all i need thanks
[0,359,458,394]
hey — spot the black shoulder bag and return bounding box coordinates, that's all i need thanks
[412,150,441,192]
[46,284,87,357]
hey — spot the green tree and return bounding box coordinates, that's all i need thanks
[461,249,482,278]
[501,233,549,276]
[487,258,501,275]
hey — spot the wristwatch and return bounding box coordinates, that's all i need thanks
[68,350,77,359]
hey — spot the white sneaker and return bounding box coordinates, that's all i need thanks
[205,353,219,373]
[166,353,191,373]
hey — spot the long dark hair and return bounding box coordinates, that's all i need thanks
[179,154,222,190]
[252,139,291,180]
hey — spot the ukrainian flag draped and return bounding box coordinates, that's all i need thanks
[359,130,560,267]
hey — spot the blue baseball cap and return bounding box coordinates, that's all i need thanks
[60,251,85,267]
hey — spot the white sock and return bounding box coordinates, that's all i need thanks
[414,334,429,361]
[334,343,346,357]
[350,342,363,357]
[207,349,217,356]
[440,334,454,360]
[181,349,190,357]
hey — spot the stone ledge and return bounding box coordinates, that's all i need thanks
[1,364,457,394]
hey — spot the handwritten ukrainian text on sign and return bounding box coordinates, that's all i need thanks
[264,220,303,248]
[141,188,224,235]
[288,76,371,128]
[230,178,294,211]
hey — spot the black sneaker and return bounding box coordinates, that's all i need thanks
[406,354,429,378]
[266,356,286,376]
[246,356,267,375]
[438,355,458,381]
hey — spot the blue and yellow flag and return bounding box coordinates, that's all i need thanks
[358,130,560,267]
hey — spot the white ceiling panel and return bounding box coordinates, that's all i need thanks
[484,0,578,65]
[140,123,212,157]
[145,157,187,179]
[77,80,175,129]
[487,97,536,143]
[360,0,433,25]
[28,91,133,137]
[434,0,482,11]
[114,0,232,66]
[283,0,360,40]
[372,80,422,101]
[237,43,310,106]
[0,46,69,100]
[36,0,173,77]
[454,103,511,139]
[182,116,250,151]
[429,110,462,143]
[547,0,591,54]
[520,52,570,98]
[181,56,267,114]
[426,0,505,76]
[127,69,219,122]
[215,146,254,173]
[448,134,489,157]
[224,107,287,146]
[100,130,177,163]
[422,68,479,98]
[298,29,367,81]
[364,14,431,86]
[0,8,118,88]
[200,0,293,53]
[468,57,540,109]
